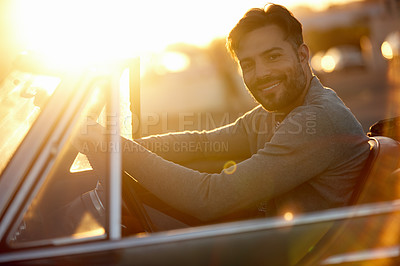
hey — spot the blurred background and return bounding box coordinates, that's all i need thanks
[0,0,399,136]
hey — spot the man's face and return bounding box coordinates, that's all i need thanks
[236,25,308,112]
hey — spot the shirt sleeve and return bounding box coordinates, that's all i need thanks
[121,106,338,221]
[135,108,260,163]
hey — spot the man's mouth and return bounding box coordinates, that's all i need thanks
[261,82,280,93]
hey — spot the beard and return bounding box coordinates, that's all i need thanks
[248,62,307,112]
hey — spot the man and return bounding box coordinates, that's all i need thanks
[78,4,370,222]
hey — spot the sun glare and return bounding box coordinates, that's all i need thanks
[31,75,61,95]
[12,0,145,67]
[161,52,191,73]
[10,0,363,69]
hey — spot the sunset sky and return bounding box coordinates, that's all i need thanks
[9,0,364,64]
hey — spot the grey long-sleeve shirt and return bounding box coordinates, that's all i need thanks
[121,76,370,221]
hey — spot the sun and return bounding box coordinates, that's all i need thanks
[160,52,191,73]
[11,0,146,67]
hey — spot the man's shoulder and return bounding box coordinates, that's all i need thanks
[305,77,343,107]
[297,76,364,134]
[302,77,350,116]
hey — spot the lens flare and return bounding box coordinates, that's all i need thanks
[223,160,237,175]
[284,212,294,221]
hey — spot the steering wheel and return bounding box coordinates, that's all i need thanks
[81,146,156,235]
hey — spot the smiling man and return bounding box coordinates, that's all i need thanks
[78,4,370,222]
[234,25,310,115]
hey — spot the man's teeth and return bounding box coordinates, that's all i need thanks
[262,83,280,92]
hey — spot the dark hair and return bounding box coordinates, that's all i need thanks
[227,4,303,60]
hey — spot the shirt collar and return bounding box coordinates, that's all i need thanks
[303,75,325,105]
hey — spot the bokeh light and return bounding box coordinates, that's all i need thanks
[284,212,294,221]
[382,41,394,60]
[321,55,336,73]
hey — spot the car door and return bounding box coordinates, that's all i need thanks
[1,55,400,266]
[0,56,124,262]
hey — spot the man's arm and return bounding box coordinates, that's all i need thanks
[135,108,261,164]
[120,107,367,222]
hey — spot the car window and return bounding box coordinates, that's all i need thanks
[0,70,60,176]
[6,85,109,248]
[70,68,132,173]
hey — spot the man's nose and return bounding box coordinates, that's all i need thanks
[255,60,271,79]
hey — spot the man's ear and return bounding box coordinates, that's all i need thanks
[297,43,310,64]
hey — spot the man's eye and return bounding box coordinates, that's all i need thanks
[267,54,280,61]
[240,62,253,70]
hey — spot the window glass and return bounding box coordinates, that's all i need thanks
[0,70,60,176]
[70,68,132,173]
[7,85,108,248]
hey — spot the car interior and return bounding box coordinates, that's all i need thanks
[4,59,400,266]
